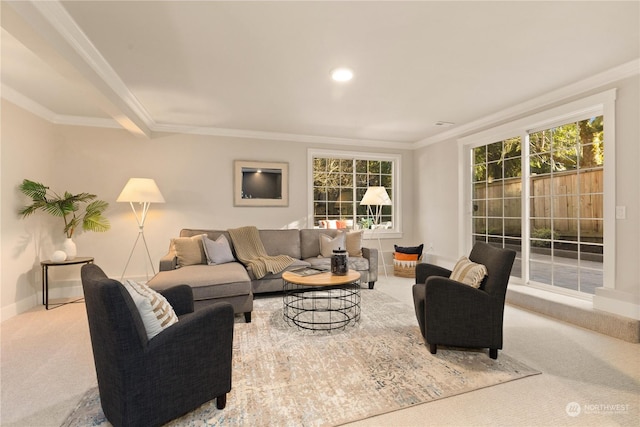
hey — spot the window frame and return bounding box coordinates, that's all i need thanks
[458,89,616,299]
[308,149,402,239]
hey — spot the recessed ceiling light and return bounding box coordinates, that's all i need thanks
[331,68,354,82]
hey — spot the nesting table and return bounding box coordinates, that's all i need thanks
[282,270,361,331]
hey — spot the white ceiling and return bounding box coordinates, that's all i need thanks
[1,1,639,147]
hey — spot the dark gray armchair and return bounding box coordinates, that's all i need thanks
[412,242,516,359]
[81,264,234,427]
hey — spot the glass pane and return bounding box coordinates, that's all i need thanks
[579,143,603,169]
[356,173,368,186]
[314,188,327,201]
[340,173,353,186]
[578,268,602,294]
[488,161,503,181]
[474,164,486,182]
[381,161,393,174]
[487,183,503,198]
[504,137,522,158]
[340,188,353,201]
[368,175,380,186]
[474,182,487,199]
[581,220,603,243]
[504,219,521,238]
[474,146,486,165]
[327,188,339,201]
[340,159,353,172]
[488,199,503,216]
[555,220,578,241]
[504,158,521,178]
[504,198,521,217]
[579,170,603,193]
[487,141,502,162]
[355,160,367,173]
[473,218,487,234]
[553,264,579,291]
[530,261,551,284]
[368,161,380,173]
[530,176,550,197]
[487,218,503,236]
[530,131,551,154]
[530,196,550,218]
[381,175,392,187]
[472,200,486,217]
[553,196,579,219]
[530,152,552,174]
[504,179,521,197]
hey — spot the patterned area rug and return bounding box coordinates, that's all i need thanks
[62,290,540,426]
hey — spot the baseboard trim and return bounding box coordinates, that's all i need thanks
[506,285,640,343]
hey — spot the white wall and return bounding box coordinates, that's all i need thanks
[1,100,58,318]
[413,75,640,316]
[1,102,414,319]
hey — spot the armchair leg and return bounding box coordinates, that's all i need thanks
[368,281,375,289]
[244,312,252,323]
[429,343,437,354]
[489,348,498,359]
[216,394,227,410]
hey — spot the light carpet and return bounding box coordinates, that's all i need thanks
[62,290,540,427]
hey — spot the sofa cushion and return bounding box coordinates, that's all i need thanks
[122,279,178,339]
[202,234,235,265]
[172,234,206,266]
[258,229,301,259]
[319,232,346,257]
[300,229,342,259]
[345,230,363,257]
[147,263,252,301]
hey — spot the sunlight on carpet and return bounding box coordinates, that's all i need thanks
[62,290,540,426]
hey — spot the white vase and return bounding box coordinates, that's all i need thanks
[63,238,77,260]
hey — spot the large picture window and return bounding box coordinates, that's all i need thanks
[462,90,614,299]
[309,150,399,232]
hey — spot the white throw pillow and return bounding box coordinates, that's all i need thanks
[319,232,346,258]
[449,256,488,288]
[123,279,179,339]
[202,234,235,265]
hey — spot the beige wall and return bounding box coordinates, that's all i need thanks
[0,101,414,319]
[413,75,640,315]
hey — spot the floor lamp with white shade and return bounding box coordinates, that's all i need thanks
[360,186,392,277]
[117,178,165,280]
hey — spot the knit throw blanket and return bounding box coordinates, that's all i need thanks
[228,226,294,279]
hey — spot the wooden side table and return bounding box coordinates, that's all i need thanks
[41,257,94,310]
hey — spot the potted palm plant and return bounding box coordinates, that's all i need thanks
[18,179,110,259]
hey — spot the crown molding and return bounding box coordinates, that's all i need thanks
[412,58,640,149]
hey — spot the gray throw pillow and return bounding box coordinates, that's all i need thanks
[202,234,235,265]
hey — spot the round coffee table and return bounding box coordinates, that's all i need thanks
[282,270,361,331]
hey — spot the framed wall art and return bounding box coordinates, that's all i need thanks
[234,160,289,207]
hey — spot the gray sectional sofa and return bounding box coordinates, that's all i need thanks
[147,228,378,322]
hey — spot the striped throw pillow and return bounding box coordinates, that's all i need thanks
[123,280,179,339]
[449,256,488,288]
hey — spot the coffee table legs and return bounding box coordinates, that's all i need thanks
[283,280,361,331]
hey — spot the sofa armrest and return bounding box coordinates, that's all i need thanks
[362,247,378,283]
[159,250,178,271]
